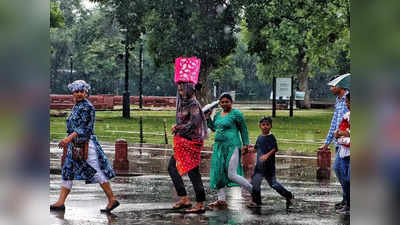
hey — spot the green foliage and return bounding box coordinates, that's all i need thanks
[240,0,350,107]
[146,1,239,67]
[143,0,244,104]
[243,0,350,78]
[50,4,124,94]
[58,0,88,27]
[50,1,177,96]
[50,28,73,93]
[138,51,177,96]
[82,38,124,93]
[209,55,244,83]
[90,0,149,45]
[50,1,65,28]
[209,36,270,100]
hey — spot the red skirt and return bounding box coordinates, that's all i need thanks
[173,135,203,175]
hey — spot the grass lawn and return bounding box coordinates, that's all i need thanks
[50,109,335,153]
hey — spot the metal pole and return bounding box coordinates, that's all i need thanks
[139,117,143,144]
[163,119,168,145]
[70,55,73,83]
[272,76,276,117]
[123,30,130,118]
[290,76,294,117]
[216,81,219,99]
[139,38,144,144]
[139,40,143,109]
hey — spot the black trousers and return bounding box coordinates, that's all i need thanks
[168,155,206,202]
[251,173,293,205]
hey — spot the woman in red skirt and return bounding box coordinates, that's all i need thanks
[168,82,208,214]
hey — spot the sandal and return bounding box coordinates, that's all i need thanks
[172,201,192,210]
[184,206,206,214]
[246,202,261,208]
[208,200,228,208]
[50,204,66,211]
[100,200,120,213]
[286,195,294,210]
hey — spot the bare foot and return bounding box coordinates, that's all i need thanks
[106,198,117,208]
[51,202,64,207]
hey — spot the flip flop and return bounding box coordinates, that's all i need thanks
[184,207,206,214]
[246,202,261,208]
[50,204,65,211]
[208,200,227,208]
[172,202,192,210]
[100,200,120,213]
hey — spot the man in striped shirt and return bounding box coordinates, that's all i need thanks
[319,74,349,210]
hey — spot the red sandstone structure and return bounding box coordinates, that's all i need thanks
[50,94,176,110]
[113,139,130,172]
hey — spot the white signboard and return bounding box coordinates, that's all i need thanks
[295,91,305,100]
[269,91,304,100]
[276,78,292,97]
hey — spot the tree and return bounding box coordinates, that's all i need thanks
[50,1,65,28]
[209,32,269,100]
[50,2,126,94]
[242,0,350,108]
[90,0,148,47]
[50,28,73,93]
[144,0,242,105]
[58,0,88,27]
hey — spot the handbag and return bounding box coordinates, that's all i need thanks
[174,57,201,84]
[71,139,89,161]
[61,145,68,167]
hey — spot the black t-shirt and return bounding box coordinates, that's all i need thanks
[254,134,278,176]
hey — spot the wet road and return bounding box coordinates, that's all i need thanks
[49,143,349,225]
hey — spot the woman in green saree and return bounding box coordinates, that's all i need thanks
[206,93,253,208]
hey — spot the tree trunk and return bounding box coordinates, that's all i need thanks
[297,66,311,109]
[196,64,212,106]
[296,47,311,109]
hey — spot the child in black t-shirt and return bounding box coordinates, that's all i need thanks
[247,116,294,209]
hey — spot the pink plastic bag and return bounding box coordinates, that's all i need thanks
[174,57,201,84]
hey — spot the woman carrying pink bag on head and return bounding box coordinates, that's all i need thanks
[168,57,209,214]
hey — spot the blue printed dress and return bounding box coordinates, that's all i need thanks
[61,99,115,183]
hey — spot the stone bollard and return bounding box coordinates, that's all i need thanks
[316,148,331,180]
[241,147,256,180]
[113,139,129,172]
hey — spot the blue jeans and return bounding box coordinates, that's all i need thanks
[342,157,350,206]
[333,147,346,202]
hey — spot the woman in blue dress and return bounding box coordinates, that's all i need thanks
[50,80,119,213]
